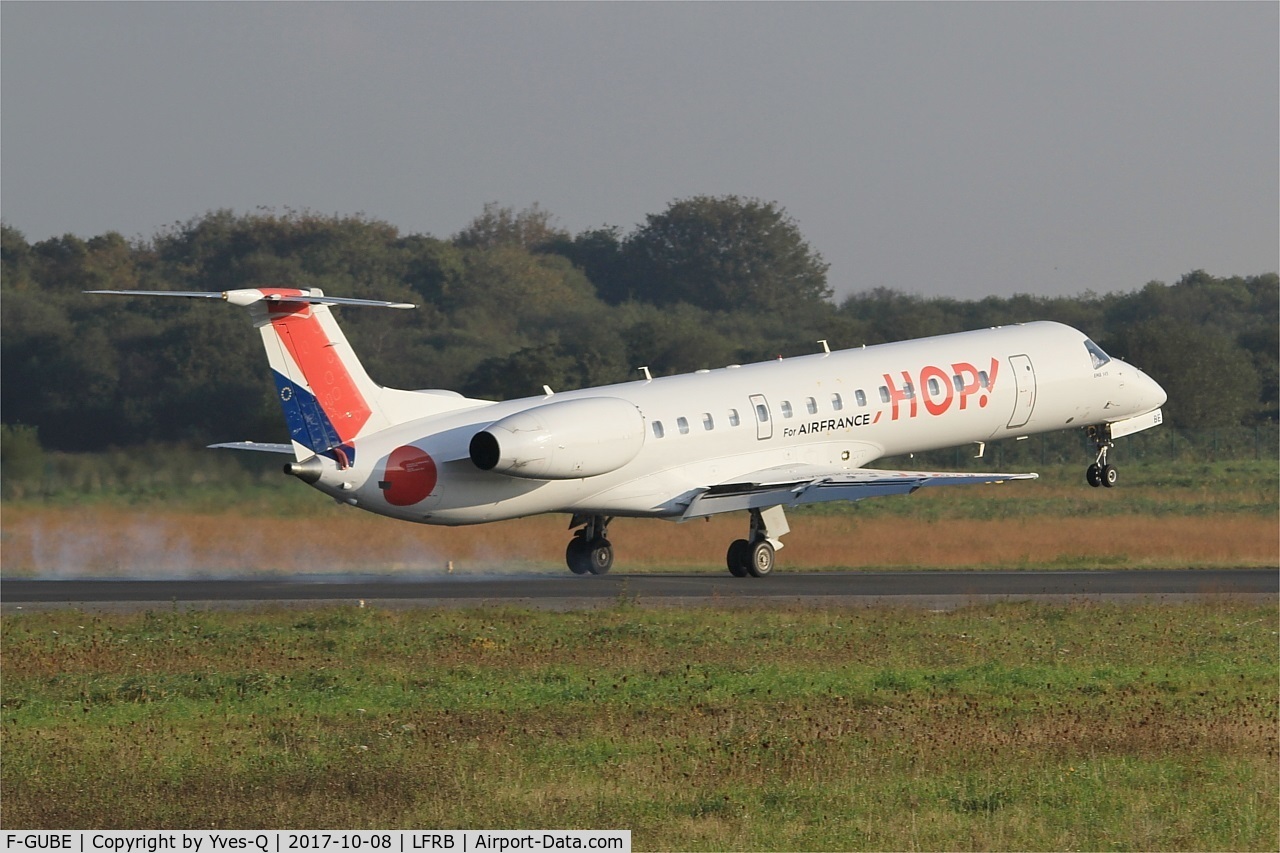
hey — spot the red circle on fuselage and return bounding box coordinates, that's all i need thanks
[382,446,438,506]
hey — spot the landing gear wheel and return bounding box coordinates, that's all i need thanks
[746,540,775,578]
[566,537,612,574]
[566,515,614,575]
[1101,464,1118,488]
[1086,463,1102,488]
[587,539,614,574]
[566,538,592,575]
[726,539,751,577]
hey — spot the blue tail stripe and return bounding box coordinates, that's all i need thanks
[271,370,356,465]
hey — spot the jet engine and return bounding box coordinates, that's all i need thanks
[469,397,646,480]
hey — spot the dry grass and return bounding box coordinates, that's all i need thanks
[778,514,1279,569]
[2,503,1276,577]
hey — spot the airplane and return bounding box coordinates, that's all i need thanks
[88,287,1167,577]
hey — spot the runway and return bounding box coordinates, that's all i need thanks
[2,568,1275,611]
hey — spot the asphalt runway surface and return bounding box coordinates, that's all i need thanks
[3,569,1275,611]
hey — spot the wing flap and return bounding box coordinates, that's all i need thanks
[682,468,1037,519]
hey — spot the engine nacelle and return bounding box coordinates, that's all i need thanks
[469,397,646,480]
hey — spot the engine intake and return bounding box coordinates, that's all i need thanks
[469,397,646,480]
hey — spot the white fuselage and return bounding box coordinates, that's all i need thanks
[307,322,1166,525]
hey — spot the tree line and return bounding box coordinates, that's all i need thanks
[1,199,1275,453]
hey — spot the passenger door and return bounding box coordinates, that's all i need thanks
[1006,354,1036,429]
[749,394,773,440]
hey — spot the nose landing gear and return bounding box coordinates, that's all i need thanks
[1085,425,1118,488]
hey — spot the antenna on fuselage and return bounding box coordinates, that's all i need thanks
[638,366,652,382]
[817,340,830,355]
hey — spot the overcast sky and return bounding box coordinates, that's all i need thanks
[2,2,1276,301]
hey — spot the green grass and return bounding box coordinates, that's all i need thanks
[3,603,1276,849]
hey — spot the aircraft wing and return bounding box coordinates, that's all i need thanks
[681,466,1037,519]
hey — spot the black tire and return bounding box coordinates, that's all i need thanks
[726,539,751,577]
[746,539,775,578]
[587,538,614,575]
[566,538,592,575]
[1101,464,1118,488]
[1086,463,1102,488]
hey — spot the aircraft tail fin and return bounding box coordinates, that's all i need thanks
[88,288,484,463]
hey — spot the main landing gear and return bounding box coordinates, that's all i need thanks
[564,506,791,577]
[1085,424,1118,488]
[725,506,789,578]
[566,514,613,575]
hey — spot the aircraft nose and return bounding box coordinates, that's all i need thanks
[1139,369,1167,410]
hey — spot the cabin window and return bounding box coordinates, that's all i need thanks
[806,397,818,414]
[676,416,690,435]
[953,375,965,392]
[855,389,867,407]
[831,393,844,411]
[879,386,891,403]
[978,370,990,389]
[728,408,741,427]
[780,400,794,418]
[1085,339,1111,369]
[652,421,665,439]
[702,413,714,431]
[755,403,770,423]
[903,383,915,399]
[927,377,942,397]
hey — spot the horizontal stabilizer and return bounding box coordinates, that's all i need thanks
[88,289,226,300]
[683,467,1038,519]
[87,289,415,309]
[208,441,296,455]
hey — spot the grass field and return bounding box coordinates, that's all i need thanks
[3,461,1277,576]
[4,458,1275,845]
[3,602,1276,849]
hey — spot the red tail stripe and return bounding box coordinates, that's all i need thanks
[269,301,372,443]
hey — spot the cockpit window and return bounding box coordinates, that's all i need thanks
[1084,339,1111,369]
